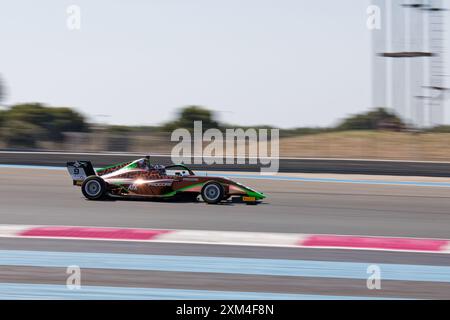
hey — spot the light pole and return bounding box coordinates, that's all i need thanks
[400,1,448,127]
[375,0,448,128]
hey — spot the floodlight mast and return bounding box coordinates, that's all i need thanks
[376,1,448,128]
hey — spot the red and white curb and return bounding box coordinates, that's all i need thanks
[0,224,449,254]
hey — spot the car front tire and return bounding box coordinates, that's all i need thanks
[201,182,225,204]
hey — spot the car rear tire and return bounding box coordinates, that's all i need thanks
[201,182,224,204]
[81,176,107,200]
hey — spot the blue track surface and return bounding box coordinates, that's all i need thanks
[1,250,450,283]
[0,283,398,300]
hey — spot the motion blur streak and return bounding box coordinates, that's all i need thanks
[4,164,450,187]
[0,283,396,300]
[2,168,450,237]
[1,250,450,282]
[1,238,449,299]
[1,168,450,299]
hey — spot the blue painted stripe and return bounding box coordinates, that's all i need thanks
[1,164,450,187]
[1,250,450,283]
[0,283,398,300]
[0,164,65,171]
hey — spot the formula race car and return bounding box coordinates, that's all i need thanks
[67,156,265,204]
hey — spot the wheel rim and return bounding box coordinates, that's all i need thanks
[204,184,220,201]
[85,180,102,197]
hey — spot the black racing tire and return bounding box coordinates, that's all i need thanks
[201,182,225,204]
[81,176,107,200]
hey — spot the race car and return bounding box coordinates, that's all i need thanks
[66,156,265,205]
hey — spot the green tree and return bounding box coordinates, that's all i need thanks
[0,110,4,127]
[46,107,88,141]
[1,103,88,147]
[1,120,46,148]
[5,103,87,141]
[163,105,220,132]
[337,108,404,131]
[427,125,450,133]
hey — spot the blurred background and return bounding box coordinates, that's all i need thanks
[0,0,449,160]
[1,0,450,301]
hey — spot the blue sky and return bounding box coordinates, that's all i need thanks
[0,0,437,128]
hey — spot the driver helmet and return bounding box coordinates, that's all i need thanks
[137,159,149,170]
[154,164,166,175]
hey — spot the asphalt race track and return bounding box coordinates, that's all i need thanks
[3,150,450,176]
[2,167,450,237]
[1,167,450,299]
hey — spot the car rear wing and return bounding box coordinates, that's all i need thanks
[66,161,96,185]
